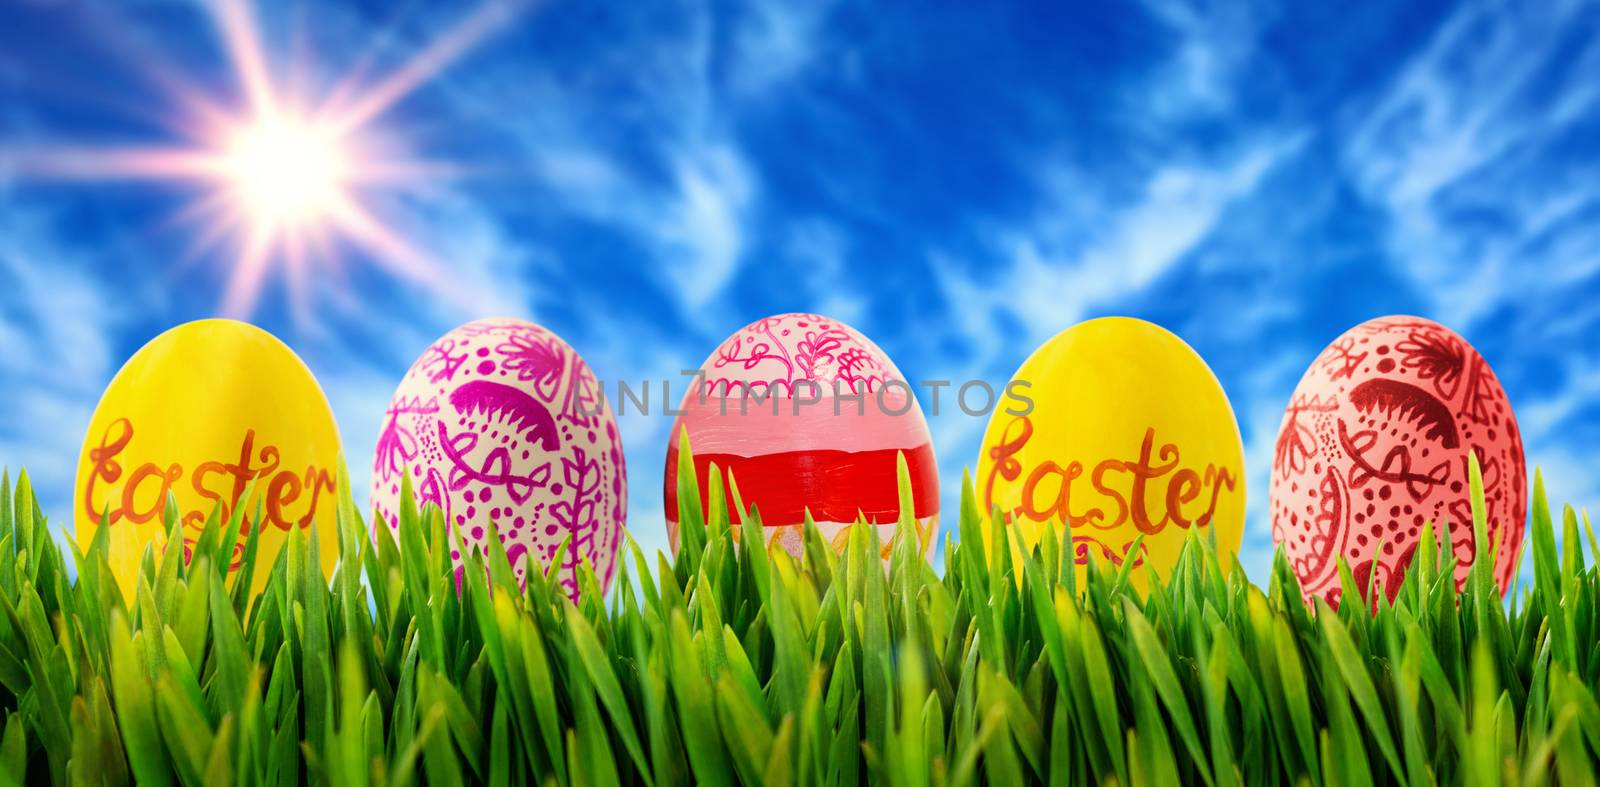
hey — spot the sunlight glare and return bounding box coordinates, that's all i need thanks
[223,114,350,230]
[0,0,528,318]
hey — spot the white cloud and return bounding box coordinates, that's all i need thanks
[404,0,848,320]
[1135,0,1279,119]
[786,218,865,324]
[942,137,1296,358]
[1340,0,1600,329]
[651,145,755,309]
[1514,364,1600,508]
[727,0,838,95]
[0,195,120,536]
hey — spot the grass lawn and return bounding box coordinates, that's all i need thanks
[0,440,1594,786]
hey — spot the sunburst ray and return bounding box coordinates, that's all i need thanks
[0,0,527,319]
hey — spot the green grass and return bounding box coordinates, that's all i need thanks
[0,436,1597,786]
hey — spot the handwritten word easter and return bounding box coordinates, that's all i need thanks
[983,416,1238,533]
[82,418,335,531]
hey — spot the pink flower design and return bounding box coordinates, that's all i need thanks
[794,328,847,378]
[715,329,794,377]
[496,331,566,400]
[835,347,882,394]
[420,339,468,383]
[373,397,437,480]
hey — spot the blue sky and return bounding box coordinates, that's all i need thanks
[1,0,1596,583]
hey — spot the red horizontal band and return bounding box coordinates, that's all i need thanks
[664,444,940,526]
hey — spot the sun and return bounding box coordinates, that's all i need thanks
[222,113,350,231]
[2,0,526,318]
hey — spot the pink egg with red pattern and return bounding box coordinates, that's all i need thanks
[1269,316,1526,608]
[664,313,939,561]
[371,318,625,600]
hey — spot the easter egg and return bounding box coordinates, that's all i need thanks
[75,319,341,599]
[1270,316,1526,606]
[664,313,938,561]
[976,317,1245,591]
[370,318,625,600]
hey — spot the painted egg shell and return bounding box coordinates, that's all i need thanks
[975,317,1246,592]
[75,319,342,600]
[370,318,626,600]
[664,313,939,561]
[1270,316,1526,607]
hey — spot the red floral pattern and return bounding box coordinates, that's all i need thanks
[1270,317,1526,607]
[705,313,896,397]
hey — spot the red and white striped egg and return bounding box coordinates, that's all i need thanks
[664,313,938,561]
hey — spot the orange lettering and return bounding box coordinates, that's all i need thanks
[1197,465,1237,527]
[80,419,335,544]
[981,421,1239,537]
[1020,460,1090,526]
[83,418,136,524]
[192,459,233,522]
[266,470,301,529]
[983,415,1032,516]
[119,461,181,525]
[1126,429,1180,534]
[298,468,336,528]
[1089,458,1128,528]
[1165,468,1201,527]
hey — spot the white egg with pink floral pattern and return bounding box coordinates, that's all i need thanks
[371,318,625,600]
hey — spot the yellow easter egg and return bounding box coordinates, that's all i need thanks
[75,319,341,599]
[975,317,1245,591]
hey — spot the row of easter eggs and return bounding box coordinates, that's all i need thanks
[73,314,1527,608]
